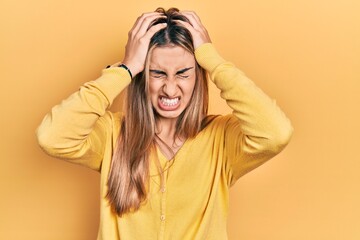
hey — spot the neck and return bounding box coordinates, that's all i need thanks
[155,117,185,160]
[155,117,177,141]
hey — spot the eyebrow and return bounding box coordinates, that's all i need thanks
[149,67,194,75]
[176,67,194,75]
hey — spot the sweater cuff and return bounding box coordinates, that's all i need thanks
[90,67,131,105]
[194,43,226,74]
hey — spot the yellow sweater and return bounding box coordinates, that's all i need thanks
[37,43,293,240]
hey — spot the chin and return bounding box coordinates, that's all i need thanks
[157,112,182,120]
[154,108,184,120]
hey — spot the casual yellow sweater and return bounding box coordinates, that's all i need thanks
[36,43,293,240]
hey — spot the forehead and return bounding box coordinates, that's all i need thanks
[149,45,195,70]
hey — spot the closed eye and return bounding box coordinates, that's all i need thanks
[176,67,193,75]
[150,69,167,79]
[152,75,166,79]
[149,67,194,79]
[177,74,189,79]
[176,67,193,79]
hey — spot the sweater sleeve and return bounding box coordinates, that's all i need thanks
[36,67,131,171]
[195,43,294,185]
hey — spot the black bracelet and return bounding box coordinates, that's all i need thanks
[106,63,133,79]
[118,63,133,79]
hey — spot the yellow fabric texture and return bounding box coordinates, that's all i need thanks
[37,43,293,240]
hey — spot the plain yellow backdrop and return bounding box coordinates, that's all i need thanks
[1,0,359,239]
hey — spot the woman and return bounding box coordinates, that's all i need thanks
[37,8,293,240]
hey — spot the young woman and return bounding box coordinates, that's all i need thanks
[37,8,293,240]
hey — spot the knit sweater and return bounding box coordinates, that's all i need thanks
[36,43,293,240]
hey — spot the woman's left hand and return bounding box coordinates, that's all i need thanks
[177,11,211,49]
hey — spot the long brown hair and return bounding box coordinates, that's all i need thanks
[106,7,210,216]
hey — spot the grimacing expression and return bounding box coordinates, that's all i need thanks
[148,45,196,120]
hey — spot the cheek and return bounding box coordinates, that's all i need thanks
[148,80,160,96]
[184,78,196,96]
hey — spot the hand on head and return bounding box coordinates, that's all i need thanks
[122,12,167,77]
[177,11,211,49]
[122,9,211,77]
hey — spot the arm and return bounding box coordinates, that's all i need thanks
[36,13,167,170]
[196,43,293,184]
[36,68,131,170]
[180,11,293,184]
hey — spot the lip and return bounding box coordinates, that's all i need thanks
[158,96,181,111]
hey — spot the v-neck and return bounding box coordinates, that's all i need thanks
[149,139,191,189]
[156,137,191,164]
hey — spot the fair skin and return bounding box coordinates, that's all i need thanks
[149,45,196,153]
[120,11,211,156]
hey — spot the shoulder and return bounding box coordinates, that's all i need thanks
[203,114,238,128]
[97,111,123,137]
[110,111,123,126]
[200,114,240,136]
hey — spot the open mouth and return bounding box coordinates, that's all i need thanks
[161,97,179,106]
[158,96,181,110]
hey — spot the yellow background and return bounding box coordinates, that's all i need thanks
[1,0,359,239]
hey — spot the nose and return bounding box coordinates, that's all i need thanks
[162,78,178,97]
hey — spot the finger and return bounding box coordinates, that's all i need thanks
[130,12,160,36]
[174,19,211,49]
[129,12,155,33]
[181,11,203,29]
[174,19,196,35]
[130,12,164,38]
[134,15,166,39]
[181,11,202,23]
[142,23,167,41]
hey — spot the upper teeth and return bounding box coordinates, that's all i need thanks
[161,97,179,106]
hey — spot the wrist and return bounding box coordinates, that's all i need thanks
[106,63,133,79]
[118,63,133,79]
[122,58,144,77]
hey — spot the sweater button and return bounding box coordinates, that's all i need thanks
[161,187,166,193]
[160,215,166,221]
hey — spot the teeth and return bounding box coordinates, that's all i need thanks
[161,97,179,106]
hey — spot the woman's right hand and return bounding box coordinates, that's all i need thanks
[122,12,167,77]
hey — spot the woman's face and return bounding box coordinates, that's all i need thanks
[148,45,196,121]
